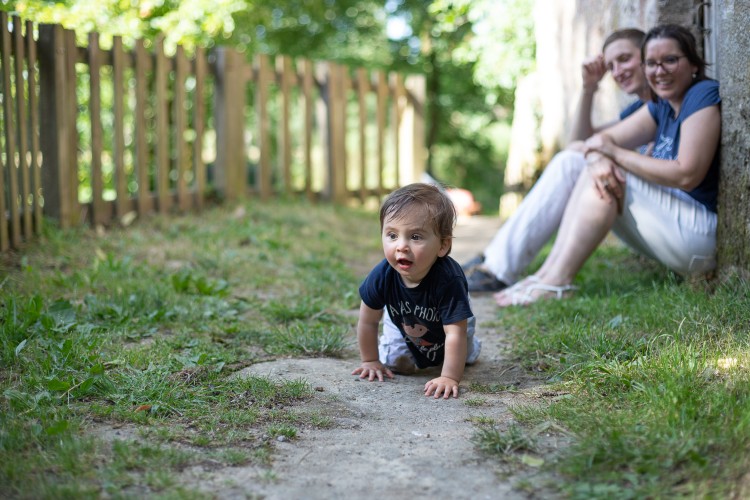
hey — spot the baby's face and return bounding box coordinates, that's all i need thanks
[381,207,449,288]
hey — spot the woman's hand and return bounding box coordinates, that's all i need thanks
[586,155,626,214]
[581,54,607,93]
[584,133,617,158]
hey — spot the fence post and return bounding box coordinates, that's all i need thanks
[0,12,12,250]
[392,73,402,187]
[38,23,75,228]
[88,32,108,226]
[26,20,43,238]
[404,75,426,183]
[279,55,293,195]
[327,62,348,203]
[174,45,189,211]
[213,46,246,201]
[356,67,369,202]
[112,35,128,219]
[256,53,272,200]
[375,70,388,194]
[13,17,32,242]
[134,39,151,215]
[154,36,170,213]
[193,47,207,210]
[301,59,314,200]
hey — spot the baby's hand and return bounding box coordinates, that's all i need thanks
[352,361,394,382]
[424,376,459,399]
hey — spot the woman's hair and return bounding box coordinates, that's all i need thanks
[602,28,646,52]
[642,24,708,81]
[379,183,456,255]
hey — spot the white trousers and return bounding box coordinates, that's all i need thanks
[379,308,481,367]
[482,150,717,283]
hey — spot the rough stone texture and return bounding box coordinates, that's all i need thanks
[716,0,750,275]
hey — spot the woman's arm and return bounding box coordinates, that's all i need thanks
[569,55,607,143]
[586,105,720,190]
[593,105,657,150]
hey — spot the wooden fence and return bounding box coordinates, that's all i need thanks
[0,13,426,251]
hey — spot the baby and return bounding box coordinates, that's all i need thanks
[352,183,481,399]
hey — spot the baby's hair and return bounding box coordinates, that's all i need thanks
[602,28,646,52]
[379,183,457,255]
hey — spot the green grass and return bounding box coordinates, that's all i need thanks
[3,200,749,498]
[0,199,382,497]
[473,243,750,498]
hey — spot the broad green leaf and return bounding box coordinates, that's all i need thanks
[47,379,72,391]
[45,420,69,436]
[89,363,105,375]
[79,377,96,393]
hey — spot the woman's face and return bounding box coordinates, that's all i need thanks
[643,37,698,105]
[603,39,646,96]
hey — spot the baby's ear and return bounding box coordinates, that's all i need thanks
[438,237,451,257]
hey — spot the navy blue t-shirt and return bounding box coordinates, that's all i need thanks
[619,99,644,120]
[647,79,721,212]
[359,256,473,368]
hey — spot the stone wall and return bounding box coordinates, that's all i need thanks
[715,0,750,274]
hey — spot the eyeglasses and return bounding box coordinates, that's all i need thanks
[643,55,687,72]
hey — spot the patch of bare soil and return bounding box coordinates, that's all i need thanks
[173,216,568,499]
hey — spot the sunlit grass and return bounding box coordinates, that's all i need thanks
[4,199,749,498]
[0,199,382,496]
[474,241,750,498]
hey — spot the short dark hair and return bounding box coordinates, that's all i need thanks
[642,24,708,81]
[379,183,456,255]
[602,28,646,52]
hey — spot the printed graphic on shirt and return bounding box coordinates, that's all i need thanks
[402,322,444,363]
[384,299,446,365]
[387,300,441,323]
[652,134,675,160]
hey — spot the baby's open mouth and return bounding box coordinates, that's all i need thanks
[397,258,412,266]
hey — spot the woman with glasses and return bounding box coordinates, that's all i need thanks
[494,24,720,306]
[464,28,654,293]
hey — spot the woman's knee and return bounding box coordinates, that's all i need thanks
[547,150,586,179]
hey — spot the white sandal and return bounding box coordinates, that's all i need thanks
[493,276,539,301]
[495,278,576,307]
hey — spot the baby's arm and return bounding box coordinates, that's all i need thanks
[424,320,468,399]
[351,301,393,382]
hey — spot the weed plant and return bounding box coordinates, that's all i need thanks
[477,244,750,498]
[0,199,382,497]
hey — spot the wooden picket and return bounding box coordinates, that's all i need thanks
[0,14,426,251]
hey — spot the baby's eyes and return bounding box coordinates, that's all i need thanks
[384,231,425,241]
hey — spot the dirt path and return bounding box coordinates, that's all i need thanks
[188,217,563,499]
